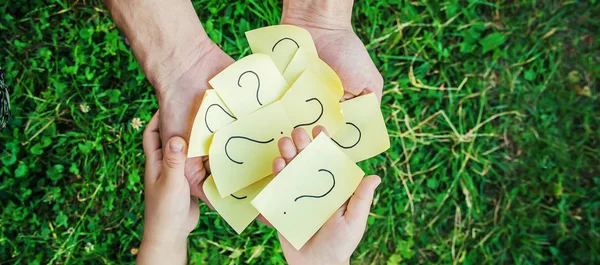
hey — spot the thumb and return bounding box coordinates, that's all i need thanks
[344,175,381,229]
[161,137,187,181]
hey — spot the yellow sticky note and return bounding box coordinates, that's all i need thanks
[209,54,289,117]
[188,90,237,158]
[282,47,344,99]
[245,25,318,73]
[281,71,344,136]
[251,133,364,250]
[210,101,293,197]
[332,93,390,162]
[203,174,273,234]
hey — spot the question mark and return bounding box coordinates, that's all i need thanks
[238,71,262,106]
[331,122,362,149]
[224,131,284,165]
[284,169,335,215]
[204,104,236,133]
[231,194,247,200]
[293,98,324,129]
[272,37,300,52]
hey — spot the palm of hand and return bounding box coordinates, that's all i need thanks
[296,26,383,101]
[158,43,234,200]
[271,128,380,265]
[279,208,361,265]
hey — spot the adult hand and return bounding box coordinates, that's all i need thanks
[281,0,383,101]
[105,0,234,199]
[137,112,198,265]
[160,44,233,200]
[273,127,381,265]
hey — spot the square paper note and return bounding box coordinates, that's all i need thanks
[251,133,364,250]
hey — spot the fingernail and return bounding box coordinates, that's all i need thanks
[170,140,184,152]
[375,178,382,188]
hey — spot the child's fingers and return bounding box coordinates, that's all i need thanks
[312,125,329,138]
[291,128,311,152]
[272,157,286,177]
[142,111,161,160]
[344,175,381,229]
[143,112,161,183]
[160,137,188,183]
[278,137,297,164]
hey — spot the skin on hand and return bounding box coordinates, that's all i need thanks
[272,126,381,265]
[137,112,200,265]
[281,0,384,101]
[158,43,233,201]
[105,0,234,199]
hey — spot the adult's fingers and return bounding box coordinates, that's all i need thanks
[203,156,211,175]
[185,157,206,187]
[184,156,212,204]
[291,128,311,152]
[143,112,161,183]
[161,137,188,183]
[344,175,381,229]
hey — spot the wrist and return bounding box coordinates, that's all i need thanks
[105,0,213,93]
[281,0,353,30]
[138,233,188,264]
[145,35,214,94]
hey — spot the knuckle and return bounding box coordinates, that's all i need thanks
[164,155,182,168]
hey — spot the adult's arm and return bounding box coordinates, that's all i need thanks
[104,0,234,199]
[281,0,383,100]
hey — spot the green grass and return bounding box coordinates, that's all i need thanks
[1,0,599,264]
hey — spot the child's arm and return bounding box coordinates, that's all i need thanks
[137,112,201,265]
[273,127,381,265]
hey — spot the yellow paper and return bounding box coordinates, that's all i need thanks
[332,93,390,162]
[210,101,293,197]
[245,25,318,73]
[203,174,273,234]
[280,71,344,136]
[188,90,237,158]
[251,133,364,250]
[282,47,343,99]
[209,54,289,117]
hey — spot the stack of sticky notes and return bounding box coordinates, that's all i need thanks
[187,25,390,250]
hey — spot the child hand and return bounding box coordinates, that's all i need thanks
[273,126,381,265]
[137,111,200,265]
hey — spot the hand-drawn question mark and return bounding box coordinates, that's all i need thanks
[231,194,247,200]
[331,122,362,149]
[272,37,300,52]
[284,169,335,215]
[204,104,236,133]
[293,98,324,129]
[224,132,283,164]
[238,71,262,106]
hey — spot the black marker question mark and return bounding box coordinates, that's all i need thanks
[272,37,300,52]
[224,132,283,164]
[231,194,247,200]
[284,169,335,215]
[238,71,262,106]
[331,122,362,149]
[293,98,324,129]
[204,104,236,133]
